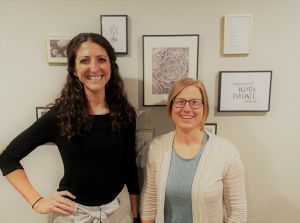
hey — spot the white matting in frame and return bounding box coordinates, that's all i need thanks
[46,36,72,63]
[223,15,252,55]
[143,35,199,106]
[204,123,217,135]
[135,129,155,168]
[100,15,128,54]
[218,71,272,112]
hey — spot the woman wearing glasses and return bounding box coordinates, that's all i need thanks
[140,78,247,223]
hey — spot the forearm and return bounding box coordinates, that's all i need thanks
[5,169,42,206]
[130,194,138,218]
[224,151,247,222]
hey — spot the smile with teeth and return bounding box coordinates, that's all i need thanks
[180,115,194,119]
[87,74,104,80]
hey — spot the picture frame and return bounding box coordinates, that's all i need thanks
[218,71,272,112]
[46,36,72,63]
[36,107,50,120]
[135,129,155,168]
[223,15,252,55]
[204,123,217,135]
[100,15,128,54]
[143,34,199,106]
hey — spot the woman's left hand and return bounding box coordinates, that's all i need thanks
[33,191,76,215]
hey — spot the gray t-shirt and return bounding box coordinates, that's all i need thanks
[164,133,208,223]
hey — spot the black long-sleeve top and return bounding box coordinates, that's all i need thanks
[0,109,139,206]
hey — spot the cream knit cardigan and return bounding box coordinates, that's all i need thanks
[140,131,247,223]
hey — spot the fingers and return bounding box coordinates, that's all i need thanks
[51,205,71,216]
[53,199,75,214]
[58,190,76,199]
[33,191,77,215]
[56,195,75,209]
[54,191,76,213]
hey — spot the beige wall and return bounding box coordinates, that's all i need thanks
[1,0,300,222]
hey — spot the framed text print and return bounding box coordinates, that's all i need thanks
[143,35,199,106]
[223,15,252,55]
[100,15,128,54]
[218,71,272,112]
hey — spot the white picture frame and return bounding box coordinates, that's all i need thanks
[135,129,155,168]
[223,15,253,55]
[143,35,199,106]
[218,71,272,112]
[46,36,72,63]
[100,15,128,54]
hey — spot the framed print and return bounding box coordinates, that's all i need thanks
[100,15,128,54]
[143,35,199,106]
[218,71,272,112]
[46,36,72,63]
[36,107,50,120]
[135,129,155,168]
[223,15,252,55]
[204,123,217,135]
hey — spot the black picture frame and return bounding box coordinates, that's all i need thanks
[218,71,272,112]
[204,123,217,135]
[100,15,128,54]
[36,107,50,120]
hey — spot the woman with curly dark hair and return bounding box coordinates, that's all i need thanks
[0,33,140,223]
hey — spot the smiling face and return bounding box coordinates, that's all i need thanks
[75,41,111,96]
[171,85,204,132]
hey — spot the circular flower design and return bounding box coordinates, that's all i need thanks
[152,48,189,94]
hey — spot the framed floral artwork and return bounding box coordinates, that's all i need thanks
[143,35,199,106]
[46,36,72,63]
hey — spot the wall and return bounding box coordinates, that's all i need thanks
[1,0,300,222]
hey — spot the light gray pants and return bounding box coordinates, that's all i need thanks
[52,186,132,223]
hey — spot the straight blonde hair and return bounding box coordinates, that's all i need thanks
[167,78,209,130]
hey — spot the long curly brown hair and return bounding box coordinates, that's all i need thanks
[53,33,136,139]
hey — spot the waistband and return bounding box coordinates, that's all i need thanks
[73,191,122,222]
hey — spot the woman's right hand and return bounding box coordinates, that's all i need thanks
[33,191,76,215]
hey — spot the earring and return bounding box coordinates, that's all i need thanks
[75,77,82,92]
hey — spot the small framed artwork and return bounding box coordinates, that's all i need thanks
[223,15,252,55]
[100,15,128,54]
[46,36,72,63]
[143,35,199,106]
[218,71,272,112]
[36,107,50,120]
[135,129,155,168]
[204,123,217,135]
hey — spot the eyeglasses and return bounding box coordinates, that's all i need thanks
[172,98,203,109]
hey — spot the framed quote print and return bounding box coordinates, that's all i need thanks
[223,15,252,55]
[218,71,272,112]
[143,34,199,106]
